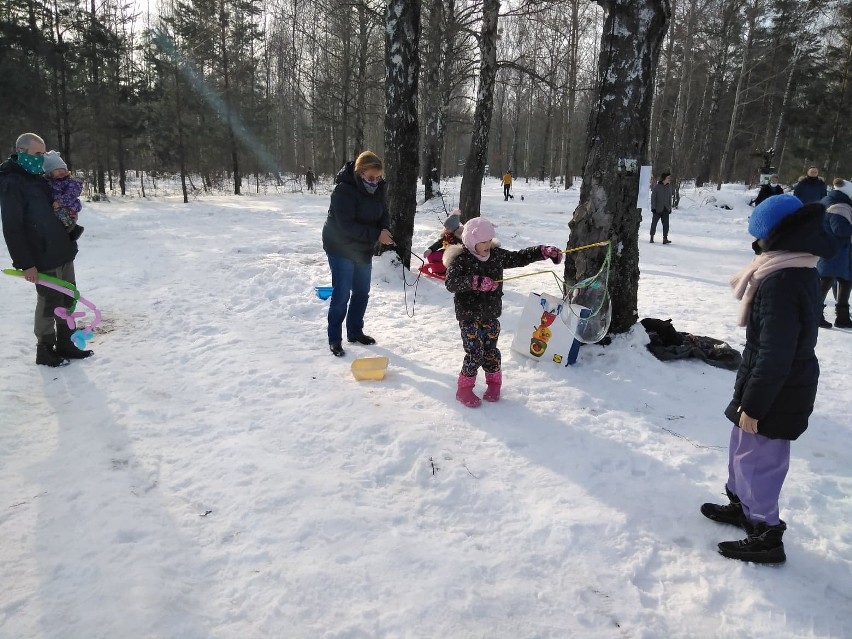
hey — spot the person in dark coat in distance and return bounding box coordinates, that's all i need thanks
[751,174,784,207]
[0,132,93,367]
[321,151,394,357]
[443,217,563,407]
[701,194,835,564]
[816,178,852,328]
[793,166,827,204]
[650,172,673,244]
[305,167,315,193]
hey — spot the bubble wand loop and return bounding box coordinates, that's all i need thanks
[3,268,102,349]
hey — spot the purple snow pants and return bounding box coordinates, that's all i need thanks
[726,426,790,526]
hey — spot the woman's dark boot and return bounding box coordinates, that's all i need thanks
[834,304,852,329]
[36,334,69,367]
[718,520,786,564]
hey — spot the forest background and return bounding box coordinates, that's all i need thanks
[1,0,850,202]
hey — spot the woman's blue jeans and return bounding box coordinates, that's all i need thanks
[327,253,372,344]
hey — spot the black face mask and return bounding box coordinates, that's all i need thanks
[752,239,764,255]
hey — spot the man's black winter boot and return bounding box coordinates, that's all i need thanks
[55,323,93,359]
[701,486,747,529]
[36,335,69,367]
[718,520,786,564]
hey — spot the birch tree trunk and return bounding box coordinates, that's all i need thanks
[384,0,421,268]
[458,0,499,221]
[565,0,671,335]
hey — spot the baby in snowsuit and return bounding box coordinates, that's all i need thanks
[42,150,84,241]
[443,217,562,407]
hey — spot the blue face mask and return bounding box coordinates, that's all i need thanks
[17,152,45,175]
[361,177,379,194]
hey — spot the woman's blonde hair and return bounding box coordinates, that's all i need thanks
[354,151,383,175]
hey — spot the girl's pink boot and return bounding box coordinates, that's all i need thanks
[483,371,502,402]
[456,375,482,408]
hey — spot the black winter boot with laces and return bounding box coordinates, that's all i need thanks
[701,486,746,529]
[718,520,786,564]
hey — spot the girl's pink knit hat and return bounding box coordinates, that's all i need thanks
[461,217,496,257]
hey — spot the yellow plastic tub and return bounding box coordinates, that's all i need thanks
[350,356,389,381]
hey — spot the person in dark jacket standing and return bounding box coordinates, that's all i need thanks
[321,151,394,357]
[443,217,563,407]
[650,172,673,244]
[0,132,93,367]
[751,174,784,207]
[793,166,827,204]
[701,194,834,564]
[816,178,852,328]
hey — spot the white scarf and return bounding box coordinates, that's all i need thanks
[730,251,818,327]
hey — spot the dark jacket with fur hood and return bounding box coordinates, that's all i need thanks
[443,241,545,321]
[322,161,390,265]
[724,203,835,440]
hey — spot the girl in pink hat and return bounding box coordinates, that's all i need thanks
[443,216,563,407]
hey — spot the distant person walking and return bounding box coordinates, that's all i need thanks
[650,172,673,244]
[793,166,827,204]
[501,170,513,201]
[305,168,316,193]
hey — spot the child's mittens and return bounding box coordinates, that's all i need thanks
[424,249,432,258]
[472,275,499,292]
[540,245,563,264]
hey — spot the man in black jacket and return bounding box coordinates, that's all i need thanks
[0,132,93,366]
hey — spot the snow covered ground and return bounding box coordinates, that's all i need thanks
[1,177,850,639]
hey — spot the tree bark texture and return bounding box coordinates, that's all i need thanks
[565,0,670,335]
[384,0,421,268]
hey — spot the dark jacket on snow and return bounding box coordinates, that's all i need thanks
[443,241,546,322]
[322,161,390,265]
[793,176,827,204]
[724,204,835,440]
[0,156,78,271]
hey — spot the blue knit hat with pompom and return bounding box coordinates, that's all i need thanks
[748,194,803,240]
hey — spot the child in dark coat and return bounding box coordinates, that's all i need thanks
[422,210,464,277]
[42,150,84,240]
[701,194,834,564]
[443,217,562,407]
